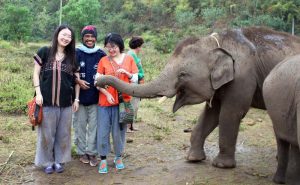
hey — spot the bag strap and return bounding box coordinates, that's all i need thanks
[108,54,127,77]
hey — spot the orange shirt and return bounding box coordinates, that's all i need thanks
[97,54,138,106]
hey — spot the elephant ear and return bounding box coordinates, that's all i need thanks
[210,48,235,90]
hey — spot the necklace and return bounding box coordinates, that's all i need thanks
[55,52,65,61]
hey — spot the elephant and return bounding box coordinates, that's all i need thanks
[263,54,300,184]
[96,27,300,168]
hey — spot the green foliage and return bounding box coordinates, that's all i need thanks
[175,1,196,28]
[202,7,226,27]
[0,40,13,49]
[231,13,287,31]
[0,42,40,113]
[1,0,300,45]
[0,3,33,43]
[32,7,52,40]
[62,0,101,36]
[100,14,134,36]
[152,30,178,54]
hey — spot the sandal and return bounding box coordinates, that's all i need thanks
[44,165,54,174]
[54,163,64,173]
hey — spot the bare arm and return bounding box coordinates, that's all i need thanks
[33,63,43,106]
[99,88,115,104]
[73,72,80,112]
[75,72,90,90]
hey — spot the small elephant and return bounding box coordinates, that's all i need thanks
[96,27,300,168]
[263,54,300,184]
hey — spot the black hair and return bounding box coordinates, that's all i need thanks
[49,24,76,72]
[129,36,144,49]
[104,33,124,52]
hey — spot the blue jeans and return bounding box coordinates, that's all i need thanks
[97,106,127,157]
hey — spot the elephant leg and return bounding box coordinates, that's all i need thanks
[212,111,241,168]
[187,100,221,162]
[285,145,300,185]
[212,88,254,168]
[273,138,289,184]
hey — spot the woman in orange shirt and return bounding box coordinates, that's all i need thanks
[96,33,138,173]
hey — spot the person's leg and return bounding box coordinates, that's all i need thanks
[129,97,140,131]
[34,107,58,173]
[74,105,88,154]
[97,106,112,173]
[54,106,72,165]
[86,104,98,166]
[97,106,112,157]
[111,105,125,169]
[121,123,127,154]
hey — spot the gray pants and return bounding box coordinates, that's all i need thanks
[97,106,127,157]
[35,106,72,167]
[73,104,97,156]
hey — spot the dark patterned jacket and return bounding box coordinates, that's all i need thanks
[76,47,106,106]
[34,46,78,107]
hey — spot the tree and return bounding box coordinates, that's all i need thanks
[62,0,101,36]
[0,3,33,43]
[268,1,300,35]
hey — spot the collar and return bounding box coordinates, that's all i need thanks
[78,44,101,54]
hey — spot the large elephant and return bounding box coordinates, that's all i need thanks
[96,27,300,168]
[263,55,300,184]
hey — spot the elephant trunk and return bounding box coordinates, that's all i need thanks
[95,65,178,98]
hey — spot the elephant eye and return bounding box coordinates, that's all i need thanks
[179,71,187,78]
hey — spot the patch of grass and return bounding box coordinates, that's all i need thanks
[0,40,13,49]
[0,114,36,183]
[152,132,164,141]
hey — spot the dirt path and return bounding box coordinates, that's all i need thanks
[25,101,277,185]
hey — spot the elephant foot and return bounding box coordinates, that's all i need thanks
[186,148,206,162]
[212,154,236,168]
[273,169,285,184]
[273,173,286,184]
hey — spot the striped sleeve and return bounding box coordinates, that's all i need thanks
[34,46,48,66]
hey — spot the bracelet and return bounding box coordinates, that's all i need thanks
[75,98,80,102]
[34,85,40,88]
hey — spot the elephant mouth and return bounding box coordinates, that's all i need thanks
[173,89,185,113]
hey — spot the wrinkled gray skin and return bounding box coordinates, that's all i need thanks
[96,27,300,168]
[263,55,300,184]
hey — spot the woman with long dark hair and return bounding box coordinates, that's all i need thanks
[33,25,80,174]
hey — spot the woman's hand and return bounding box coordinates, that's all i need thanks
[105,93,115,104]
[35,94,43,106]
[77,79,90,90]
[72,101,79,112]
[116,68,132,78]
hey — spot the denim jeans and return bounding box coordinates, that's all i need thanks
[97,105,126,157]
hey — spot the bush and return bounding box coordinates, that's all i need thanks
[202,7,226,27]
[175,11,196,28]
[0,44,35,114]
[151,30,179,54]
[231,14,287,31]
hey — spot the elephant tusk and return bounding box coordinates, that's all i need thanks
[207,92,215,108]
[158,96,168,104]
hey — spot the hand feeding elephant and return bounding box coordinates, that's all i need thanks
[263,55,300,184]
[96,27,300,168]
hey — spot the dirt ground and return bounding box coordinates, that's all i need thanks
[1,99,278,185]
